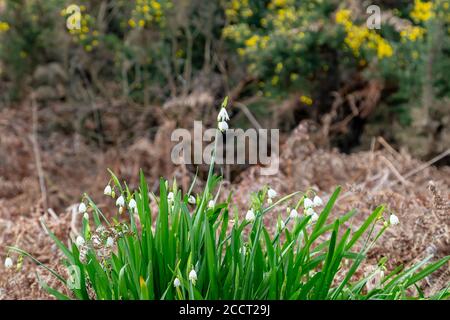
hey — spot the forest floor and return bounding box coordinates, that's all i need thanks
[0,101,449,299]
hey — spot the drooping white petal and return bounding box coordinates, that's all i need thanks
[104,185,112,196]
[106,237,114,247]
[313,195,323,207]
[218,121,229,132]
[217,108,230,122]
[189,269,197,282]
[311,212,319,222]
[167,192,174,202]
[245,209,256,222]
[78,203,87,214]
[389,214,399,225]
[303,198,313,208]
[289,209,298,219]
[4,257,13,269]
[188,195,196,205]
[208,200,215,209]
[129,199,137,210]
[305,207,316,216]
[173,277,181,287]
[76,236,85,247]
[116,195,125,207]
[267,188,277,199]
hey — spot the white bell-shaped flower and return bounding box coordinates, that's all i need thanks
[217,108,230,122]
[106,237,114,247]
[116,195,125,207]
[305,207,316,216]
[289,209,298,219]
[78,203,87,214]
[313,195,323,207]
[303,198,313,208]
[267,188,277,199]
[188,195,196,205]
[245,209,256,222]
[75,236,85,247]
[104,185,112,196]
[4,257,13,269]
[129,199,137,210]
[189,269,197,282]
[218,121,229,132]
[389,214,399,226]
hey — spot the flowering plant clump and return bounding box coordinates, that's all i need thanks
[6,98,450,300]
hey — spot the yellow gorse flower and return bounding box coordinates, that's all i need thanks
[411,0,434,22]
[130,0,169,27]
[245,35,260,48]
[0,21,10,32]
[300,95,313,105]
[336,8,393,59]
[400,26,426,42]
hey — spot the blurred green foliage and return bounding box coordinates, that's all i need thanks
[0,0,448,129]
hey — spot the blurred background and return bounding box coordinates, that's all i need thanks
[0,0,449,299]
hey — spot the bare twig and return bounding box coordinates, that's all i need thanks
[29,94,48,213]
[379,155,409,186]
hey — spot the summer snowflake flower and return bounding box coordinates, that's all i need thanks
[313,195,323,207]
[173,277,181,287]
[4,257,13,269]
[289,209,298,219]
[83,212,89,220]
[76,236,85,247]
[188,195,196,205]
[303,198,314,209]
[305,207,316,216]
[311,212,319,222]
[208,200,215,209]
[389,214,399,226]
[78,203,87,214]
[129,199,137,211]
[217,108,230,122]
[167,192,174,202]
[91,235,101,247]
[218,121,229,132]
[104,185,112,196]
[106,237,114,247]
[116,195,125,207]
[189,269,197,282]
[267,188,277,199]
[245,209,256,222]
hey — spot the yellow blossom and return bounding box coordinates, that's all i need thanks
[245,35,260,47]
[275,62,283,73]
[376,39,393,59]
[300,95,313,105]
[0,21,10,32]
[411,0,434,22]
[271,75,279,85]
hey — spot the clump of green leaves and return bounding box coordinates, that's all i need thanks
[9,165,449,299]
